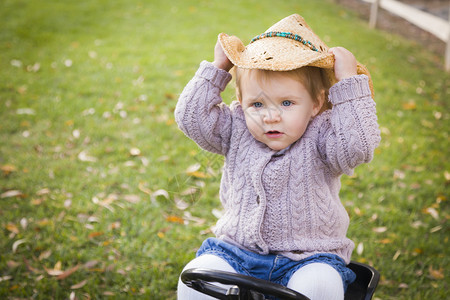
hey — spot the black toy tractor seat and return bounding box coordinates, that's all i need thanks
[345,261,380,300]
[181,260,380,300]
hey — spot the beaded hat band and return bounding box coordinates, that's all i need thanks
[250,31,319,52]
[218,14,373,97]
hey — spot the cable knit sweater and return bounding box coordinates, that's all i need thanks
[175,61,380,264]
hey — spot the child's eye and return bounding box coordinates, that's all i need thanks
[281,100,292,107]
[252,102,263,108]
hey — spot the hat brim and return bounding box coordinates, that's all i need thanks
[219,32,334,71]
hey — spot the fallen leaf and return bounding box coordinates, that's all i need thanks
[78,150,98,162]
[181,187,197,196]
[88,231,104,239]
[372,227,387,233]
[37,219,50,226]
[73,129,81,139]
[174,197,189,210]
[186,163,201,174]
[1,190,24,199]
[356,242,364,255]
[444,171,450,183]
[31,198,44,205]
[102,240,112,246]
[165,93,176,100]
[379,238,393,244]
[393,170,405,180]
[16,108,35,115]
[0,276,12,282]
[38,250,52,261]
[410,220,423,229]
[17,86,27,95]
[402,101,416,110]
[187,171,209,178]
[20,218,28,229]
[420,119,434,128]
[430,225,442,233]
[183,211,206,226]
[166,215,184,224]
[151,189,169,202]
[413,248,423,255]
[26,62,40,72]
[57,264,80,280]
[84,260,99,269]
[428,266,444,279]
[423,207,439,220]
[10,59,23,67]
[36,188,50,196]
[398,283,409,288]
[109,222,121,230]
[6,223,19,234]
[1,164,16,175]
[44,266,64,276]
[71,279,88,289]
[7,260,20,269]
[130,148,141,156]
[12,239,27,253]
[64,199,72,208]
[138,182,152,195]
[123,194,140,203]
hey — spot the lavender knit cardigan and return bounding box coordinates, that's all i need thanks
[175,61,381,264]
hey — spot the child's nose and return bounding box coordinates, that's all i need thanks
[263,107,281,123]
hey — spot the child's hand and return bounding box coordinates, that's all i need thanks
[329,47,357,81]
[212,36,233,72]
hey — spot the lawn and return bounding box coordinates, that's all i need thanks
[0,0,448,299]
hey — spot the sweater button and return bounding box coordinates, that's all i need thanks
[256,196,260,204]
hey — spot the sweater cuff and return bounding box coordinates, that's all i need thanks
[328,75,371,105]
[196,61,232,91]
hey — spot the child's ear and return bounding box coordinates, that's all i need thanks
[312,90,326,117]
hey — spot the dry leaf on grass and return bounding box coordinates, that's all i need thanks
[372,227,388,233]
[12,239,27,253]
[6,223,19,234]
[78,150,97,162]
[429,266,444,280]
[166,215,185,224]
[71,279,88,289]
[1,190,24,199]
[56,264,80,280]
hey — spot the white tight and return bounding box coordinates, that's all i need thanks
[177,254,344,300]
[177,254,237,300]
[287,262,344,300]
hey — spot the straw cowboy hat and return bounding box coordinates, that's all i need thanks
[218,14,374,96]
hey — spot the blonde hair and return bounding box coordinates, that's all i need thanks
[234,66,332,113]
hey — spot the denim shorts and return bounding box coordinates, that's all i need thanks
[197,238,356,291]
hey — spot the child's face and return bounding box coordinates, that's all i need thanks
[241,71,322,151]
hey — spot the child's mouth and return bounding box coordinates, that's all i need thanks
[265,131,283,138]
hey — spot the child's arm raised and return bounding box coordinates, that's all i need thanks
[319,47,381,175]
[175,39,234,156]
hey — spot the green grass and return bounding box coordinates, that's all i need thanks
[0,0,448,299]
